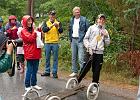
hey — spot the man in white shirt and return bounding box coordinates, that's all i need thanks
[69,6,89,77]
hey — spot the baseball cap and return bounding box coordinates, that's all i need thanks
[49,10,56,15]
[98,14,106,19]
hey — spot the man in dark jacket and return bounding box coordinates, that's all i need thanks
[0,34,13,73]
[69,6,89,77]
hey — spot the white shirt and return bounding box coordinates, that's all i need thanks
[72,18,80,37]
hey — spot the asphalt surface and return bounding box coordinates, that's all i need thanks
[0,70,137,100]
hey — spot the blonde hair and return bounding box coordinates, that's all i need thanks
[73,6,80,12]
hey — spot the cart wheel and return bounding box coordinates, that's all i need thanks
[87,83,99,100]
[65,77,78,89]
[22,88,40,100]
[47,96,61,100]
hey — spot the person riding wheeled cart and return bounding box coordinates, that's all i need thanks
[66,14,110,100]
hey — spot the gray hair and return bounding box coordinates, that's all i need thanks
[73,6,80,12]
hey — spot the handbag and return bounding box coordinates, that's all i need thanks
[36,31,44,48]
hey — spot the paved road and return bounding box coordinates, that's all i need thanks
[0,71,136,100]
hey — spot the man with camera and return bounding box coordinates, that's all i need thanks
[0,34,13,73]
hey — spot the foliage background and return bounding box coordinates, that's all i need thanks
[0,0,140,85]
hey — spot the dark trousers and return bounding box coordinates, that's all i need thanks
[78,53,103,83]
[92,53,103,83]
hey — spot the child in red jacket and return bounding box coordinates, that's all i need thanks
[21,15,42,91]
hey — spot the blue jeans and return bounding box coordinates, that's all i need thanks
[45,43,59,74]
[71,38,85,73]
[25,59,39,87]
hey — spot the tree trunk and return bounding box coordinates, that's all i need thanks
[27,0,34,17]
[131,9,139,51]
[130,9,139,69]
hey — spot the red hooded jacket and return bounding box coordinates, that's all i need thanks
[21,15,41,60]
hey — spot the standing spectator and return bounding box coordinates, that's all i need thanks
[41,10,63,78]
[17,27,25,73]
[5,15,21,70]
[69,6,89,77]
[0,17,5,34]
[83,14,110,84]
[21,15,42,91]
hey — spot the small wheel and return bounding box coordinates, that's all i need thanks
[87,83,99,100]
[65,77,78,89]
[22,88,40,100]
[47,96,61,100]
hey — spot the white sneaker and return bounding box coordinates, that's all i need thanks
[32,85,42,90]
[69,72,77,77]
[25,87,31,91]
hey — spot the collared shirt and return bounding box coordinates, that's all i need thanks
[72,18,80,38]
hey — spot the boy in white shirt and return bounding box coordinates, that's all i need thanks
[83,14,110,84]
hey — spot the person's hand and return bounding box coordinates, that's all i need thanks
[49,25,54,29]
[11,26,17,30]
[103,31,108,37]
[6,42,14,55]
[87,47,93,55]
[101,30,108,37]
[89,48,93,55]
[53,22,59,28]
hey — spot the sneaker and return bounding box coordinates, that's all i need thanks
[32,85,42,90]
[41,73,50,77]
[53,74,58,78]
[69,72,77,77]
[25,87,31,91]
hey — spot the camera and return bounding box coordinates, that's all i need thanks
[8,39,23,47]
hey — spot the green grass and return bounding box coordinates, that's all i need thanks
[39,39,139,86]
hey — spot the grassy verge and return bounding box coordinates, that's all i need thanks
[39,39,139,87]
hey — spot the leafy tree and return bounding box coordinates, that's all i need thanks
[123,0,140,50]
[0,0,26,20]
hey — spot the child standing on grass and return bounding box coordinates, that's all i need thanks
[21,15,42,91]
[83,14,110,84]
